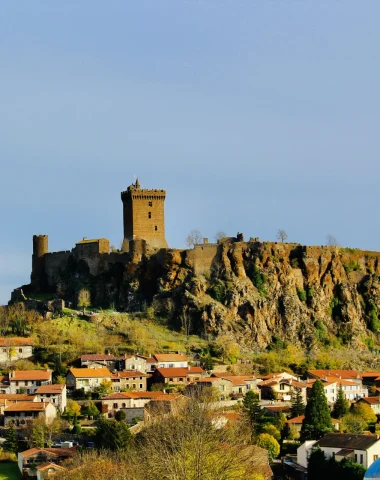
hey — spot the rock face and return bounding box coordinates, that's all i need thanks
[23,241,380,350]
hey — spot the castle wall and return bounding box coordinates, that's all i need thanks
[186,244,219,275]
[44,251,71,286]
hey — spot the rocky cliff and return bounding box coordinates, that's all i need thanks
[24,240,380,352]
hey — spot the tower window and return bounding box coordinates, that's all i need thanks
[155,226,158,231]
[148,201,152,207]
[148,212,152,219]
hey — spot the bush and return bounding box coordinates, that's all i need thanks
[344,260,361,273]
[247,266,268,296]
[0,449,17,462]
[297,288,307,302]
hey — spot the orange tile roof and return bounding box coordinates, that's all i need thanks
[36,462,66,472]
[81,354,116,361]
[155,367,204,377]
[361,372,380,378]
[20,447,76,458]
[360,397,380,405]
[35,384,65,394]
[307,369,362,380]
[0,337,33,346]
[111,371,148,379]
[69,368,111,378]
[11,370,51,381]
[103,391,165,400]
[0,394,36,402]
[286,415,340,425]
[154,354,188,362]
[4,402,54,412]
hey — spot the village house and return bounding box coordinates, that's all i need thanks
[146,353,189,372]
[151,366,205,386]
[36,462,67,480]
[110,371,147,392]
[18,447,75,478]
[263,405,291,417]
[66,367,112,393]
[117,354,148,373]
[9,370,52,395]
[186,377,234,400]
[306,377,368,404]
[0,337,34,363]
[307,369,363,385]
[34,384,67,413]
[356,397,380,415]
[4,401,57,426]
[286,415,340,436]
[297,433,380,470]
[361,372,380,387]
[80,353,116,370]
[0,394,36,415]
[211,374,262,398]
[0,375,10,394]
[259,377,307,402]
[102,391,168,422]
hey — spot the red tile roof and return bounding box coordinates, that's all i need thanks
[0,394,36,402]
[287,415,340,425]
[111,371,148,379]
[35,384,65,394]
[155,367,204,378]
[103,391,167,400]
[307,369,362,380]
[36,462,66,472]
[20,447,76,458]
[360,397,380,405]
[11,370,51,381]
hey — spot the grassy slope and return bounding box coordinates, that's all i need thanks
[0,463,21,480]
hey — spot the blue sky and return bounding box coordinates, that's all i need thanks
[1,1,379,304]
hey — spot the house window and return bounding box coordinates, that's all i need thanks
[280,384,285,391]
[148,201,152,207]
[374,455,379,462]
[360,454,363,464]
[140,384,143,388]
[19,348,23,353]
[148,212,152,219]
[179,378,183,382]
[15,382,19,387]
[113,403,118,409]
[169,378,173,382]
[122,403,126,408]
[132,384,136,389]
[168,364,174,368]
[2,348,6,352]
[155,226,158,231]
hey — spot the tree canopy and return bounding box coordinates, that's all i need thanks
[301,380,332,440]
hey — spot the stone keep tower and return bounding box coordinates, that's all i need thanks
[31,234,48,286]
[121,179,168,249]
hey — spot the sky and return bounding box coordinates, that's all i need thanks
[1,1,379,305]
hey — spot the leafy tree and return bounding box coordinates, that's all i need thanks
[351,402,377,425]
[185,229,203,248]
[66,399,81,418]
[201,353,214,371]
[341,413,366,434]
[95,418,132,451]
[332,386,349,419]
[301,380,332,440]
[338,458,366,480]
[95,379,113,396]
[30,422,45,448]
[3,424,19,454]
[255,433,280,461]
[115,410,127,422]
[308,448,328,480]
[290,387,305,418]
[78,288,91,314]
[243,391,262,427]
[86,401,100,419]
[261,424,281,442]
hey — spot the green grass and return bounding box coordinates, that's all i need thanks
[0,462,21,480]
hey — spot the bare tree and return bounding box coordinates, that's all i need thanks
[180,310,192,340]
[185,229,203,248]
[214,231,227,242]
[276,229,288,242]
[327,234,338,246]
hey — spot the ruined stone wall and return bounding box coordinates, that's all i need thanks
[186,244,219,275]
[44,251,71,287]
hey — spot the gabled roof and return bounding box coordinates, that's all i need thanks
[11,370,51,381]
[359,397,380,405]
[69,368,112,378]
[81,354,116,361]
[154,367,204,377]
[154,354,188,362]
[35,384,65,394]
[4,401,54,412]
[103,391,167,400]
[287,415,340,425]
[0,337,33,346]
[0,394,36,402]
[36,462,66,472]
[315,433,379,450]
[20,447,76,458]
[361,372,380,378]
[307,369,362,380]
[111,371,148,379]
